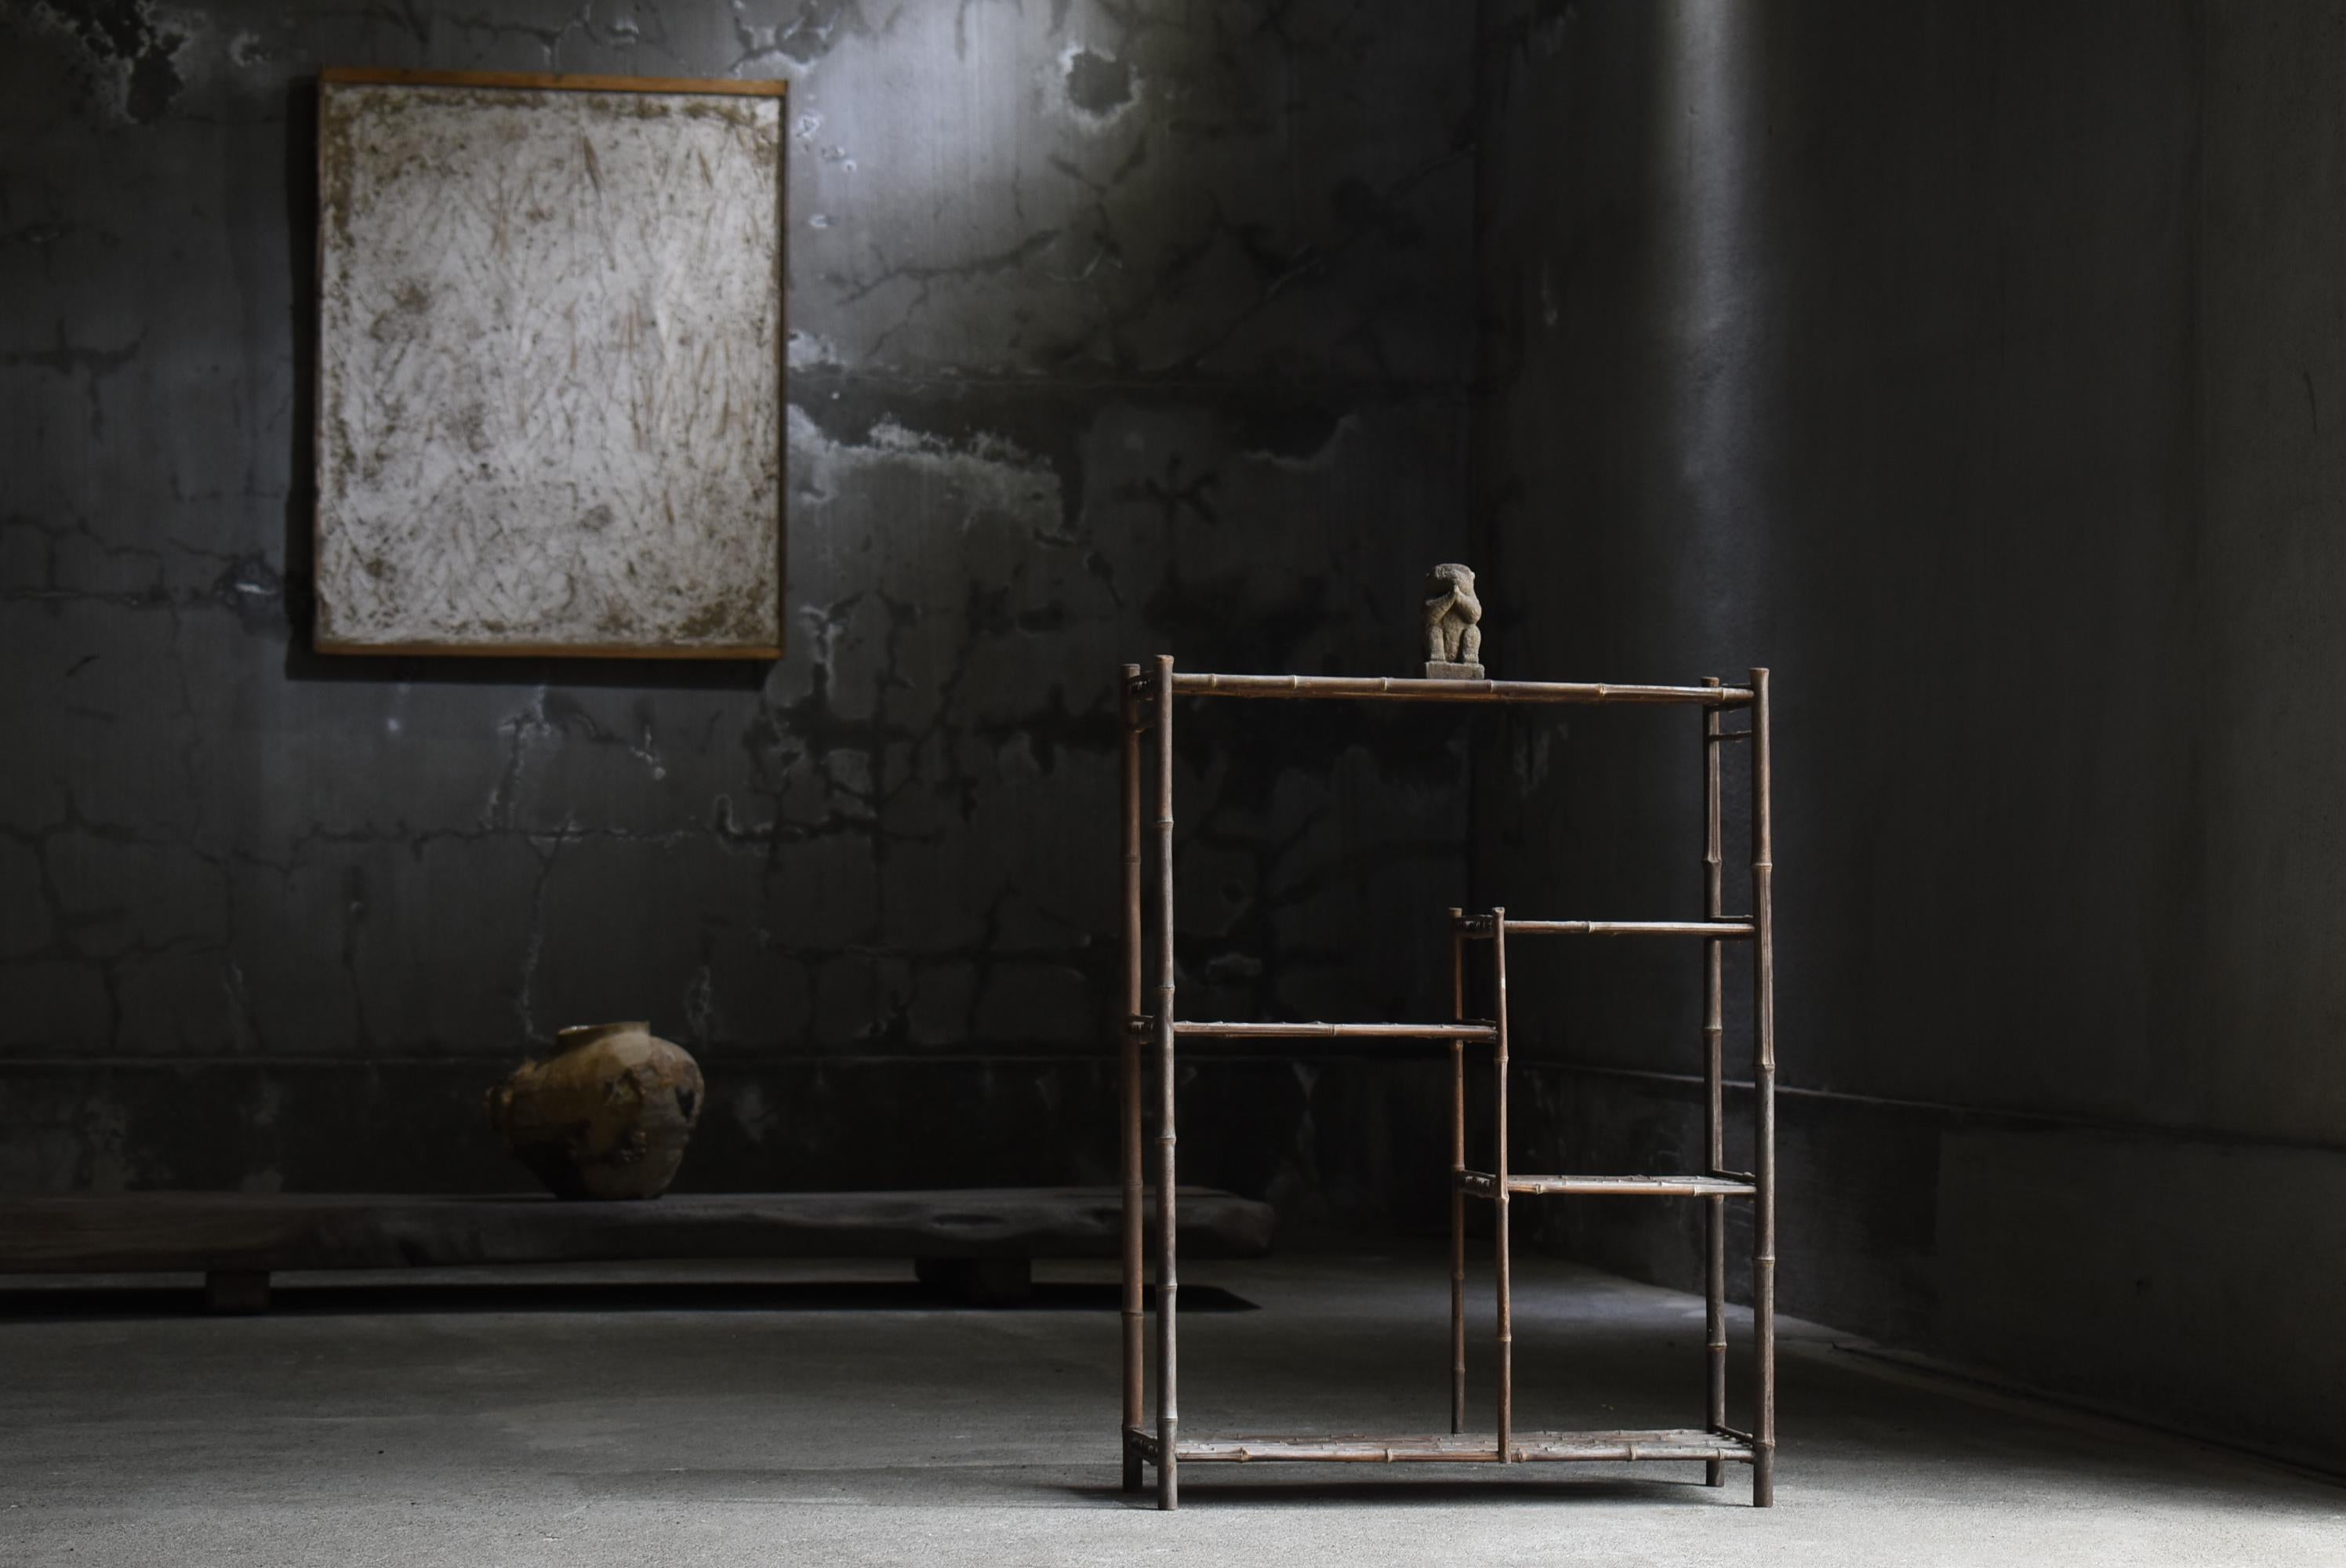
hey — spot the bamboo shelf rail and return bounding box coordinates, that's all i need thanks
[1117,658,1778,1510]
[1456,1172,1757,1198]
[1128,1427,1753,1466]
[1155,1021,1500,1042]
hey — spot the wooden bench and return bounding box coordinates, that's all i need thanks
[0,1187,1274,1309]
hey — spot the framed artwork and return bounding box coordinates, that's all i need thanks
[313,68,786,658]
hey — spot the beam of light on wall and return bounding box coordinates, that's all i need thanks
[1652,0,1766,652]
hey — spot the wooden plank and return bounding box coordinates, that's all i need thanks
[0,1188,1273,1276]
[318,67,788,97]
[310,641,783,661]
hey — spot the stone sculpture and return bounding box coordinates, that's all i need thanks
[1423,562,1485,678]
[486,1022,704,1200]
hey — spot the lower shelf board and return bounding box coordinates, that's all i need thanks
[1125,1427,1754,1465]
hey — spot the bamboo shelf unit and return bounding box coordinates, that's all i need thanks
[1115,657,1778,1509]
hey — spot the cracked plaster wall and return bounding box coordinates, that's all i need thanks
[1,0,1477,1226]
[1471,0,2346,1465]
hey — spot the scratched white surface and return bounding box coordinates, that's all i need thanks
[316,82,783,653]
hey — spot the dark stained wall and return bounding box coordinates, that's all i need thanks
[1473,0,2346,1465]
[0,0,1478,1225]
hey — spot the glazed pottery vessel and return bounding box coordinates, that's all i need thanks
[486,1022,703,1200]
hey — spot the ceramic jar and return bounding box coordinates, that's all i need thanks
[486,1022,704,1200]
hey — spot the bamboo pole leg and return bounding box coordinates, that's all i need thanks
[1491,907,1512,1462]
[1448,908,1466,1436]
[1702,678,1727,1487]
[1120,664,1145,1494]
[1750,667,1777,1508]
[1153,655,1180,1511]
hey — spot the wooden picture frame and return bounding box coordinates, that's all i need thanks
[313,68,787,659]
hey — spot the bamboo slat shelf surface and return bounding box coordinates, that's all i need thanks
[1456,1172,1760,1199]
[1164,1020,1500,1042]
[1117,659,1778,1509]
[1457,916,1756,939]
[1162,672,1752,705]
[1126,1427,1759,1466]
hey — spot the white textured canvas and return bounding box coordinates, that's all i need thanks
[315,78,784,655]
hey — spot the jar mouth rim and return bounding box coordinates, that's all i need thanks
[556,1021,651,1044]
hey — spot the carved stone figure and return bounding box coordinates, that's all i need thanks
[1423,562,1484,678]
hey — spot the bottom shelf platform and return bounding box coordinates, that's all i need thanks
[1125,1426,1753,1466]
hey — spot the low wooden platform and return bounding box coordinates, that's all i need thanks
[0,1188,1273,1310]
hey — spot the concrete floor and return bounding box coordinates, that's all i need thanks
[1,1252,2337,1566]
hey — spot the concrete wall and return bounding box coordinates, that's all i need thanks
[0,0,1477,1225]
[1472,0,2346,1464]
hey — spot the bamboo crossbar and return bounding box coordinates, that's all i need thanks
[1153,1019,1499,1042]
[1156,672,1752,706]
[1117,659,1777,1509]
[1454,917,1754,939]
[1458,1171,1757,1198]
[1167,1429,1758,1465]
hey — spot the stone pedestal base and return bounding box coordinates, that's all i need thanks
[916,1254,1034,1306]
[205,1268,270,1314]
[1424,660,1485,681]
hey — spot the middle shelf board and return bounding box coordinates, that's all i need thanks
[1456,1171,1757,1199]
[1452,916,1755,940]
[1133,1019,1500,1044]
